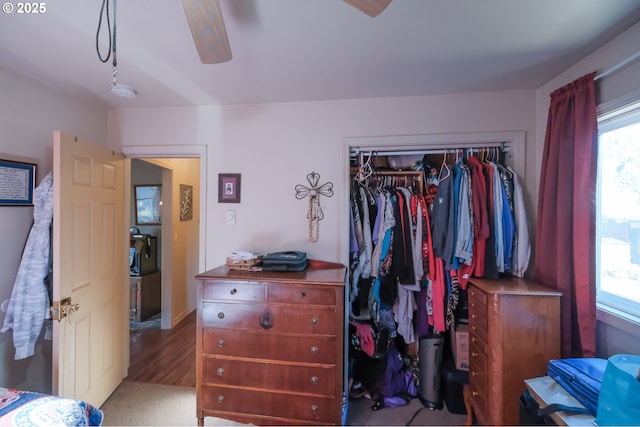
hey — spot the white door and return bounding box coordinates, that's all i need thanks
[52,131,127,406]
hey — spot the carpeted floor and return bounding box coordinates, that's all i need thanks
[100,381,246,426]
[100,380,468,426]
[347,395,468,425]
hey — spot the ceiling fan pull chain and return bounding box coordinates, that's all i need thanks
[95,0,111,63]
[111,0,118,86]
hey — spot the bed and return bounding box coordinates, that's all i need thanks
[0,388,103,426]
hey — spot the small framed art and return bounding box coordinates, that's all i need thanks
[134,184,162,225]
[0,159,37,206]
[180,184,193,221]
[218,173,241,203]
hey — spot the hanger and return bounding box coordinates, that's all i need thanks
[438,149,451,181]
[354,150,373,184]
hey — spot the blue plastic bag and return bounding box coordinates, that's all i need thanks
[595,354,640,426]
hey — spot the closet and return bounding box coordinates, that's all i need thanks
[345,133,558,422]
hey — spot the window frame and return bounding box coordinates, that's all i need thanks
[596,99,640,333]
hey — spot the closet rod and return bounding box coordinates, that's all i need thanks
[594,49,640,81]
[350,145,509,157]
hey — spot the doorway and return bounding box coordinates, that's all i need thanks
[124,152,204,380]
[127,156,202,325]
[129,159,163,329]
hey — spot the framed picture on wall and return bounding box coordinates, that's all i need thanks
[218,173,241,203]
[180,184,193,221]
[0,159,37,206]
[134,184,162,225]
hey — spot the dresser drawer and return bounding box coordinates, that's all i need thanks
[203,358,336,397]
[203,329,339,364]
[468,340,487,392]
[469,305,487,328]
[202,386,339,424]
[469,321,488,347]
[468,381,488,424]
[268,283,337,306]
[469,330,488,356]
[202,281,266,301]
[202,302,337,335]
[468,286,487,307]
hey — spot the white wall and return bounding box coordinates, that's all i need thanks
[0,66,108,393]
[109,90,537,270]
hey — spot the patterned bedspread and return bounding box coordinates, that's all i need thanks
[0,388,103,426]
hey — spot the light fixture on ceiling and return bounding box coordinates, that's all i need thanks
[111,84,137,98]
[97,0,137,99]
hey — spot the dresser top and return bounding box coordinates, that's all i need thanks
[196,259,346,286]
[470,276,563,296]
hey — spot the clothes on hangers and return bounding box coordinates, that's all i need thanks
[347,151,531,409]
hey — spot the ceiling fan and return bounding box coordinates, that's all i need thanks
[180,0,392,64]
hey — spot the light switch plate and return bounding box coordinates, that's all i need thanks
[226,210,236,225]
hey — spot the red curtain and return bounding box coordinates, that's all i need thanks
[534,72,598,358]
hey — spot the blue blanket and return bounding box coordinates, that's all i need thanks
[547,358,607,416]
[0,388,103,426]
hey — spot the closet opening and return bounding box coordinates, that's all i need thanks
[343,131,528,419]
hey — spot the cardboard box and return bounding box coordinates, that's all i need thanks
[451,323,469,371]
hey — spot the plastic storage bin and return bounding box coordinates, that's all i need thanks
[441,357,469,414]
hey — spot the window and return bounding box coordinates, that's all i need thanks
[596,101,640,325]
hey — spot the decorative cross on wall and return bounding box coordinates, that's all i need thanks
[295,172,334,242]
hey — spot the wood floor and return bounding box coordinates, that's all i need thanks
[127,310,196,387]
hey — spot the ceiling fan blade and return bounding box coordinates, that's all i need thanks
[180,0,232,64]
[343,0,391,17]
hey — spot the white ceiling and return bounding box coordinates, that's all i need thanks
[1,0,640,110]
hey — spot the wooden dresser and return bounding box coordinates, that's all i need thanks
[195,261,346,426]
[462,277,562,426]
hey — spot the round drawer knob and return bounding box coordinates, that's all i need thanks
[300,292,306,298]
[311,376,319,385]
[310,346,319,355]
[259,311,273,329]
[311,404,319,413]
[471,351,478,357]
[472,391,478,397]
[217,339,225,347]
[472,337,477,343]
[217,368,224,376]
[311,317,319,325]
[472,370,478,377]
[218,312,225,319]
[217,395,225,403]
[230,288,237,295]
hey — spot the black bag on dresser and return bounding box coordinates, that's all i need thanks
[261,251,308,271]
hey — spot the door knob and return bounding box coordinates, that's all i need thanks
[51,297,80,321]
[61,302,80,316]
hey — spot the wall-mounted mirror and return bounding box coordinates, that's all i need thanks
[134,185,162,225]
